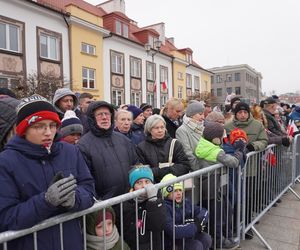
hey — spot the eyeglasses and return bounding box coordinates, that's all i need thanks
[95,112,111,118]
[30,123,58,133]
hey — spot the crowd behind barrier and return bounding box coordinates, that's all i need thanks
[1,134,300,249]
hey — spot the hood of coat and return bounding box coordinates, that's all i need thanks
[4,135,61,159]
[196,137,221,161]
[86,101,115,137]
[52,88,79,115]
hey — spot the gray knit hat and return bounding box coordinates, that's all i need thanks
[60,110,83,137]
[185,101,205,117]
[203,121,224,145]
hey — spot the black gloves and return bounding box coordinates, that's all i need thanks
[246,143,255,152]
[281,137,290,147]
[232,140,246,151]
[194,217,205,233]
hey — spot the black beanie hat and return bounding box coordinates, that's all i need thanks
[234,102,250,115]
[203,121,224,145]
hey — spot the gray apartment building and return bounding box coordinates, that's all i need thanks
[208,64,263,108]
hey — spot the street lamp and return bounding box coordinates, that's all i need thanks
[145,40,162,62]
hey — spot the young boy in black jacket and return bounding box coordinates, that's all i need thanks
[122,165,166,250]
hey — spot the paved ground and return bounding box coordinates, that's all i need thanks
[239,183,300,250]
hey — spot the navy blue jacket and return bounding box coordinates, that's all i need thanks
[0,136,95,250]
[164,199,208,249]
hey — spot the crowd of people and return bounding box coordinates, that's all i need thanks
[0,87,299,250]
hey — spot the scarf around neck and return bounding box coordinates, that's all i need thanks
[86,225,119,250]
[183,115,204,134]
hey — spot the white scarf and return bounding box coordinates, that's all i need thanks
[86,225,119,250]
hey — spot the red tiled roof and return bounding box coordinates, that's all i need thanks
[37,0,106,17]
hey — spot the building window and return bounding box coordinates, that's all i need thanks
[186,74,192,88]
[211,89,214,96]
[178,86,183,99]
[123,24,128,38]
[216,75,221,83]
[81,43,96,55]
[147,93,155,106]
[111,51,123,74]
[211,76,214,84]
[161,94,168,107]
[217,88,222,96]
[0,77,20,89]
[82,67,95,89]
[0,22,20,52]
[115,20,122,35]
[186,54,192,64]
[112,89,124,106]
[234,72,240,81]
[130,57,141,78]
[226,74,232,82]
[226,87,232,94]
[146,61,155,81]
[194,76,200,90]
[177,72,183,80]
[40,33,58,60]
[235,87,241,95]
[131,92,141,107]
[160,66,168,83]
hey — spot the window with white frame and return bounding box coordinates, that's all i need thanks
[160,66,168,83]
[115,20,122,35]
[186,74,192,88]
[217,88,222,96]
[216,75,221,83]
[131,92,141,107]
[130,57,141,78]
[148,36,155,48]
[112,89,124,106]
[161,94,168,107]
[146,61,155,81]
[0,77,20,89]
[226,74,232,82]
[81,43,96,55]
[123,24,129,38]
[186,54,192,64]
[194,76,200,90]
[82,67,95,89]
[111,51,123,74]
[146,93,155,106]
[0,21,20,52]
[40,33,58,60]
[178,86,183,99]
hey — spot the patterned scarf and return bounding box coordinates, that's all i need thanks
[183,115,204,134]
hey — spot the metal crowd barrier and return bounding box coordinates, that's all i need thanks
[0,163,241,250]
[242,138,300,250]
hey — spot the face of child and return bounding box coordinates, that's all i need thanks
[133,178,152,190]
[95,219,113,237]
[167,189,183,203]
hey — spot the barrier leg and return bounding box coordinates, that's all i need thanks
[288,186,300,200]
[251,226,272,250]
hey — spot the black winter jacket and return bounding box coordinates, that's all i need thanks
[136,135,191,183]
[122,198,166,250]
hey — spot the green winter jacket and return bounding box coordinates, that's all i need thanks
[195,137,222,162]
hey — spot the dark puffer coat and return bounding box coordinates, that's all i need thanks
[136,134,191,183]
[0,136,95,250]
[78,101,139,199]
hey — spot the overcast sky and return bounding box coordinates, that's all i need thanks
[86,0,300,95]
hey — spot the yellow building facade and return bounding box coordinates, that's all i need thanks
[66,5,109,99]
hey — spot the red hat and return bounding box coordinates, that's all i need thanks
[16,94,61,136]
[96,210,113,225]
[230,128,248,144]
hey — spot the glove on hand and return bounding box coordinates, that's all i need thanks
[232,140,246,151]
[194,217,205,233]
[281,137,290,147]
[61,191,76,209]
[234,150,244,163]
[144,183,158,201]
[246,143,255,152]
[45,174,77,207]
